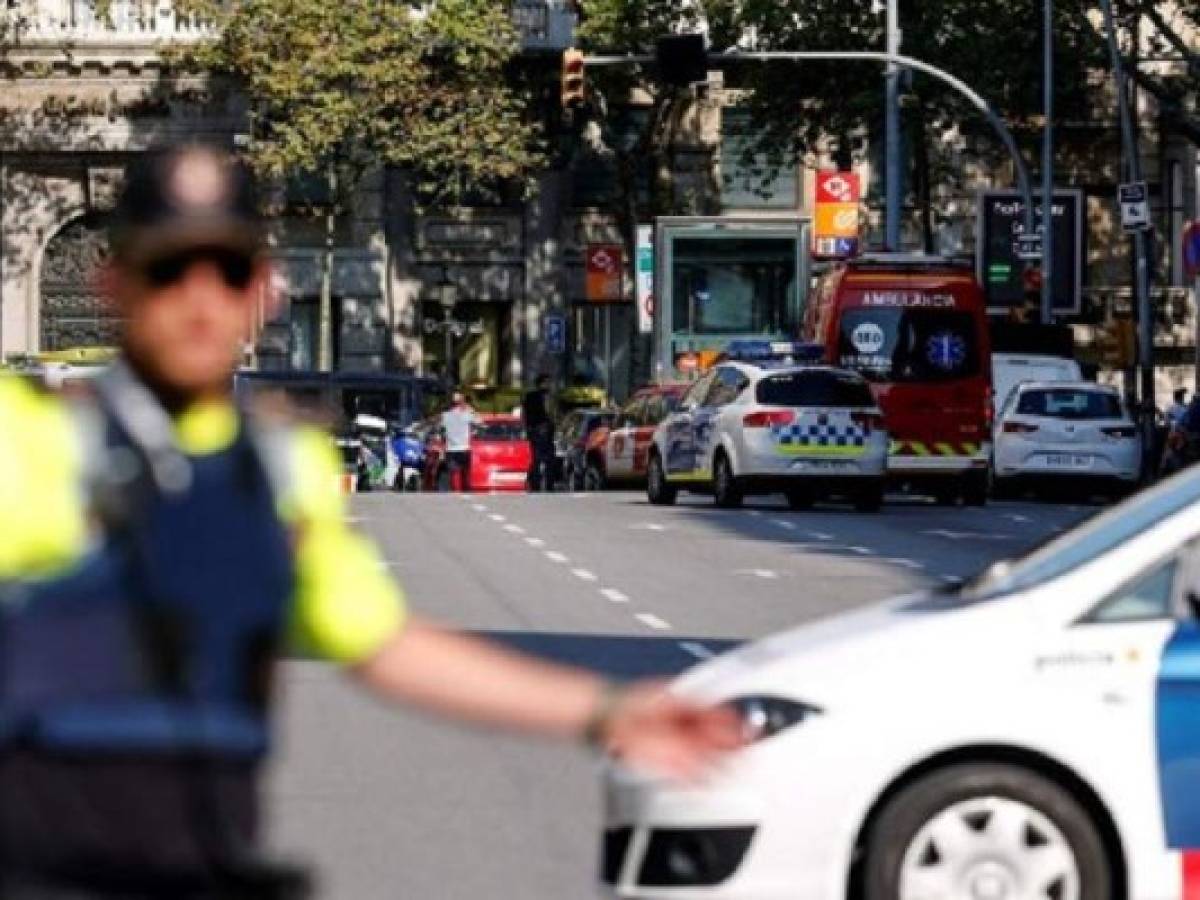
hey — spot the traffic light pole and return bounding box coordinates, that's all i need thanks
[884,0,902,251]
[587,49,1037,242]
[1098,0,1155,431]
[1041,0,1055,326]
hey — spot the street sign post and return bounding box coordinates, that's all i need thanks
[1118,181,1150,233]
[977,189,1084,315]
[545,313,566,355]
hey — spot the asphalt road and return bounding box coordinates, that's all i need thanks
[266,490,1095,899]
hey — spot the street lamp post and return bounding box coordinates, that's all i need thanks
[1041,0,1054,325]
[884,0,903,251]
[437,268,459,390]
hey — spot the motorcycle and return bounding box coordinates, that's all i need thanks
[391,428,426,492]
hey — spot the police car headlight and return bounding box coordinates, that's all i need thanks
[729,695,822,743]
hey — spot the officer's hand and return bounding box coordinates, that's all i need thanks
[597,682,745,781]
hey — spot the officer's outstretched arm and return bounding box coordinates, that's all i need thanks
[351,618,744,781]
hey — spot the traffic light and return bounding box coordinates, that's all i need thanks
[656,33,708,87]
[560,48,585,108]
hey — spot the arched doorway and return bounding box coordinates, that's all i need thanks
[38,214,119,351]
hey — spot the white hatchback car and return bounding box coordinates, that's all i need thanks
[604,468,1200,899]
[647,351,888,511]
[994,381,1142,497]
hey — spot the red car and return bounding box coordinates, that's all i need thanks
[583,384,688,489]
[423,414,531,492]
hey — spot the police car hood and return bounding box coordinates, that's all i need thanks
[675,588,1037,705]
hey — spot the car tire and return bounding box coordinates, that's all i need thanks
[963,471,989,507]
[863,763,1112,900]
[646,454,676,506]
[712,453,742,509]
[933,484,960,507]
[786,488,814,511]
[854,482,884,513]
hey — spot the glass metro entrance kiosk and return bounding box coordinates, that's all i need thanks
[653,217,811,381]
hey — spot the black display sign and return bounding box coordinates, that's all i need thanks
[976,190,1084,315]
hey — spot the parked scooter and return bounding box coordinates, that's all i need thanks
[391,427,426,492]
[352,414,400,492]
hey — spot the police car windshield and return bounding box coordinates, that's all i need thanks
[838,309,980,383]
[1016,388,1123,420]
[957,468,1200,601]
[757,371,874,408]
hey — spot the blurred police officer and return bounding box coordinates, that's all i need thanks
[0,145,741,897]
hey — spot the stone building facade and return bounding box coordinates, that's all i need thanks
[1,4,1196,403]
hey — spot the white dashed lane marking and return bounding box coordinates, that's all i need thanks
[886,558,926,570]
[635,613,672,631]
[545,551,570,564]
[771,519,797,530]
[630,523,668,532]
[736,569,779,580]
[525,537,546,548]
[807,531,833,541]
[600,588,630,604]
[472,504,488,512]
[571,568,598,582]
[489,514,507,523]
[503,524,525,534]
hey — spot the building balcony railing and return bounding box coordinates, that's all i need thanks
[4,0,212,45]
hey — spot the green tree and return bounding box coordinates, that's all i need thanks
[179,0,543,370]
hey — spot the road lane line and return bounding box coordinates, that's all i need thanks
[678,641,714,660]
[940,575,964,584]
[850,546,874,555]
[635,613,672,631]
[525,537,546,548]
[771,519,797,530]
[807,531,833,541]
[545,551,569,564]
[735,568,779,580]
[571,568,598,582]
[472,504,488,512]
[630,523,668,532]
[504,524,525,534]
[489,514,506,523]
[748,511,763,518]
[600,588,630,604]
[886,558,926,570]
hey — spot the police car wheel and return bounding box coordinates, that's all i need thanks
[712,454,742,509]
[647,454,676,506]
[864,763,1111,900]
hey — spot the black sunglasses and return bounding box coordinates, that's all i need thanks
[142,247,256,290]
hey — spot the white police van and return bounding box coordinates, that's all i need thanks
[646,342,889,511]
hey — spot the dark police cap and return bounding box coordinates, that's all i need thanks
[110,145,264,268]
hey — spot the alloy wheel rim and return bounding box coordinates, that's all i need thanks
[899,797,1079,900]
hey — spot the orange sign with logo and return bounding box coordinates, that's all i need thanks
[586,243,624,303]
[814,171,861,258]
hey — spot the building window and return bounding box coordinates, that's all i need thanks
[720,109,799,211]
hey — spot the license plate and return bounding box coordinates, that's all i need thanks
[1044,454,1092,469]
[791,460,857,473]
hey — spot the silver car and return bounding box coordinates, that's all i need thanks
[647,361,889,511]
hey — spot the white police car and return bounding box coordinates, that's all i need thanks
[646,343,888,511]
[604,465,1200,899]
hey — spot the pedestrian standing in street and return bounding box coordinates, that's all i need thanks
[0,144,743,898]
[523,374,556,492]
[440,391,479,492]
[1167,388,1189,429]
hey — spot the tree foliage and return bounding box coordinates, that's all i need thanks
[178,0,543,206]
